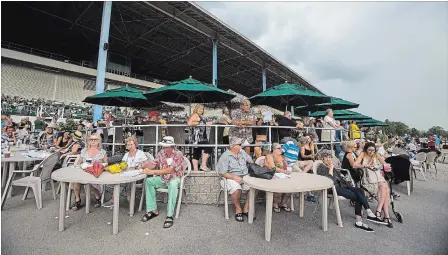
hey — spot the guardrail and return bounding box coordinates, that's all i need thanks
[93,124,352,168]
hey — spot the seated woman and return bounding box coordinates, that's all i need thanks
[103,136,148,208]
[354,142,393,228]
[187,104,212,171]
[297,134,315,173]
[264,143,291,213]
[40,127,57,148]
[316,150,378,232]
[60,131,84,160]
[341,141,361,183]
[55,131,72,150]
[72,133,108,211]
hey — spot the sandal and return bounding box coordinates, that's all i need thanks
[235,213,244,222]
[280,205,291,212]
[141,211,159,222]
[384,217,393,228]
[163,217,174,228]
[242,212,256,220]
[94,197,101,208]
[71,200,82,211]
[273,206,281,213]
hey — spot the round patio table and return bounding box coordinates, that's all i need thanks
[244,172,343,241]
[51,167,146,235]
[2,152,48,197]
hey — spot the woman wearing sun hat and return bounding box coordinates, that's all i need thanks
[60,131,84,159]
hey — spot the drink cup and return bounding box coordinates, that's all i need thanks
[5,152,10,158]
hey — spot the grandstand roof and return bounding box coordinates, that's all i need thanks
[2,1,322,96]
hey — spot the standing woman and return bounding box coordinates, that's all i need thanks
[264,143,291,212]
[217,107,232,144]
[72,133,108,210]
[354,142,393,228]
[187,104,212,171]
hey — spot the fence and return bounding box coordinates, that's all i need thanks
[94,124,351,168]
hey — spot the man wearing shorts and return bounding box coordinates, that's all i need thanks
[217,137,254,222]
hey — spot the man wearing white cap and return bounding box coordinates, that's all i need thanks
[141,136,185,228]
[216,136,254,222]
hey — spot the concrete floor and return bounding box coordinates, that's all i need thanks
[2,163,448,255]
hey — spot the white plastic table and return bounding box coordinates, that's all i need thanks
[244,172,343,241]
[51,167,146,235]
[2,153,47,197]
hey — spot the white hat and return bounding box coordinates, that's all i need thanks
[159,136,176,147]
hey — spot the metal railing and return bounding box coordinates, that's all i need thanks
[94,124,350,168]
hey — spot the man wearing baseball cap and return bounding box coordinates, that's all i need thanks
[141,136,185,228]
[148,111,167,137]
[216,136,254,222]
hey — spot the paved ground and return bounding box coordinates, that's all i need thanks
[2,163,448,255]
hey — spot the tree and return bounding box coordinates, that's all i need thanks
[410,128,420,137]
[427,126,446,137]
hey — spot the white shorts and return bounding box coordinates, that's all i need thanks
[221,178,250,195]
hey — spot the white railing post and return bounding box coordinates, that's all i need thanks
[268,126,272,151]
[214,125,218,169]
[112,127,116,155]
[155,125,159,155]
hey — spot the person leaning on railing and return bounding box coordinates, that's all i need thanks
[229,99,257,155]
[187,104,212,172]
[216,107,232,144]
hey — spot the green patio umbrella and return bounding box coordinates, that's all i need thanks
[296,97,359,114]
[355,119,382,124]
[83,86,161,108]
[334,112,372,121]
[83,85,162,123]
[358,120,388,127]
[309,109,357,118]
[249,82,330,110]
[143,76,236,103]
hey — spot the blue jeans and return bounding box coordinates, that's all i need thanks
[333,186,369,216]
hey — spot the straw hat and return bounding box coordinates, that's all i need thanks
[71,131,83,141]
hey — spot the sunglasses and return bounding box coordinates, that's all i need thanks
[367,148,375,152]
[274,147,282,150]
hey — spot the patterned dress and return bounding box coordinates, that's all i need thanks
[229,108,256,143]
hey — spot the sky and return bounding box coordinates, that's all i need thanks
[197,1,448,130]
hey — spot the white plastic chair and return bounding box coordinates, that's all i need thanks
[411,152,426,181]
[1,152,59,210]
[138,156,191,219]
[56,155,80,195]
[426,152,438,178]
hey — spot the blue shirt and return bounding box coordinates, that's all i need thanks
[282,141,300,165]
[435,137,440,146]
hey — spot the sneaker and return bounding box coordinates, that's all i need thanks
[355,223,374,232]
[102,199,114,208]
[200,166,211,172]
[367,215,388,225]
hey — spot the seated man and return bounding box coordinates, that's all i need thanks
[1,126,17,145]
[217,137,254,222]
[141,136,185,228]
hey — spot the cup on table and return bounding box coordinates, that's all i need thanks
[4,152,10,158]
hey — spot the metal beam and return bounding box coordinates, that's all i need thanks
[212,39,218,86]
[93,1,112,122]
[69,2,94,30]
[262,67,267,91]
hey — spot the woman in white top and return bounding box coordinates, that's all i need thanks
[72,133,108,211]
[102,136,149,208]
[122,136,148,168]
[323,109,341,141]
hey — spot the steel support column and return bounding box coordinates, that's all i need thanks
[262,68,267,91]
[93,1,112,122]
[212,39,218,86]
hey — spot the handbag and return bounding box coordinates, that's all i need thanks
[248,163,276,180]
[361,167,381,195]
[85,162,105,178]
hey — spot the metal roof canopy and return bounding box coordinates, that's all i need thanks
[2,1,322,96]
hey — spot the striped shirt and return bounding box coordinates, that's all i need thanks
[282,141,300,165]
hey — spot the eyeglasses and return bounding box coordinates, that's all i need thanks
[274,147,282,150]
[89,139,99,141]
[367,148,375,152]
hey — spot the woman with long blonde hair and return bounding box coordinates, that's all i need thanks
[188,104,211,171]
[72,133,108,211]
